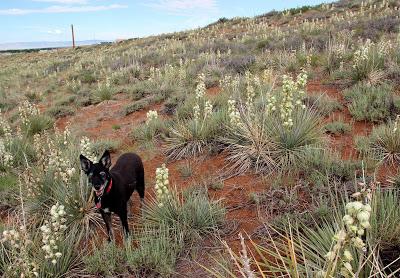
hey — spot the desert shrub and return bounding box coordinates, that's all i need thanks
[124,99,150,115]
[46,106,75,119]
[344,83,393,122]
[12,129,103,241]
[128,84,147,101]
[368,120,400,165]
[164,110,227,159]
[84,242,126,276]
[125,225,185,277]
[1,204,85,278]
[131,117,167,146]
[354,135,371,158]
[300,148,360,185]
[143,186,225,242]
[90,139,120,154]
[303,94,343,116]
[94,84,114,102]
[0,173,18,207]
[222,107,325,175]
[55,95,76,106]
[24,91,42,103]
[387,171,400,188]
[45,59,72,74]
[7,137,36,168]
[22,115,53,136]
[163,94,187,116]
[78,70,97,84]
[350,40,386,82]
[207,187,400,277]
[350,16,400,41]
[325,121,351,135]
[221,55,256,74]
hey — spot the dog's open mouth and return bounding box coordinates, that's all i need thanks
[94,184,105,197]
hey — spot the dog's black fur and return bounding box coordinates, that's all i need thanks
[80,150,145,241]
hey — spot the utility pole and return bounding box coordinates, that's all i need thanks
[71,24,75,49]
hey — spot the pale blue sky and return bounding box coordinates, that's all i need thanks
[0,0,331,43]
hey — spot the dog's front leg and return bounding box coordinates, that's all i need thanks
[100,210,114,241]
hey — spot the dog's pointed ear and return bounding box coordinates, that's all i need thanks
[99,150,111,169]
[80,154,92,174]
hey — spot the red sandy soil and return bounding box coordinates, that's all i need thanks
[56,94,164,146]
[307,81,395,183]
[50,80,395,276]
[206,86,222,97]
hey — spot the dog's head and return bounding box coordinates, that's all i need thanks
[80,150,112,197]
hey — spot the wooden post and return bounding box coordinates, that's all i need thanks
[71,24,75,49]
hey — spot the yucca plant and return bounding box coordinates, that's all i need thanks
[221,108,278,175]
[22,115,53,137]
[22,131,103,241]
[164,110,227,160]
[204,188,400,277]
[142,186,225,243]
[131,117,167,146]
[125,224,185,277]
[351,40,386,82]
[222,107,325,175]
[369,120,400,165]
[83,241,126,277]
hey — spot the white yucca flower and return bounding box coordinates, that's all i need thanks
[280,70,308,128]
[18,100,39,126]
[0,139,13,168]
[195,73,206,100]
[146,110,158,125]
[228,99,241,126]
[41,203,67,264]
[80,136,97,162]
[204,100,213,118]
[155,164,170,207]
[352,39,373,69]
[0,109,12,142]
[1,225,39,277]
[324,185,372,278]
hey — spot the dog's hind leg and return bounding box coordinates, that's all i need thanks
[118,206,130,237]
[100,210,113,242]
[137,178,145,212]
[127,198,133,218]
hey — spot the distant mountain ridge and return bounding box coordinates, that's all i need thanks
[0,40,110,51]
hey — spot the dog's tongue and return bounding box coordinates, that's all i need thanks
[96,202,101,209]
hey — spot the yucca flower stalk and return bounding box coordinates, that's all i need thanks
[193,73,214,130]
[0,109,12,142]
[79,136,97,162]
[0,138,13,169]
[322,172,372,278]
[228,99,241,126]
[146,110,159,125]
[155,164,171,207]
[40,203,68,265]
[280,70,307,128]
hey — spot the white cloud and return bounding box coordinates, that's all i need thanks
[32,0,88,4]
[47,29,63,35]
[0,4,128,15]
[145,0,218,15]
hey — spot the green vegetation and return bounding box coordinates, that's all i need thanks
[325,121,352,135]
[1,0,400,276]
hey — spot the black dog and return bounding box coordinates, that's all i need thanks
[80,150,145,241]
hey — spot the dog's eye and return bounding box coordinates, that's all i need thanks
[100,172,106,178]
